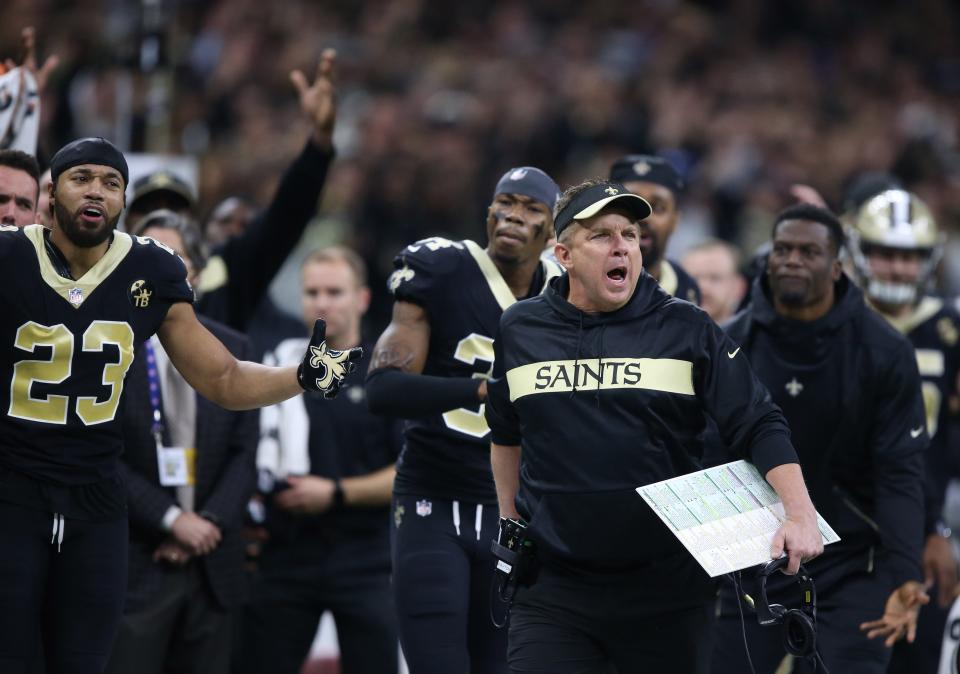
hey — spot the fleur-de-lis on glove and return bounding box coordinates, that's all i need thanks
[297,320,363,399]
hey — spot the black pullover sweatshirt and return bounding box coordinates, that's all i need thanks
[723,275,926,587]
[486,272,799,580]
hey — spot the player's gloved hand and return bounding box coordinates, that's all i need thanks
[297,319,362,399]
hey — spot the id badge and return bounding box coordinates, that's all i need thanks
[157,446,197,487]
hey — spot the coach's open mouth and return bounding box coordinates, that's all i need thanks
[607,266,627,282]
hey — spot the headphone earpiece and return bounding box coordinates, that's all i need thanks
[754,557,818,658]
[781,608,817,657]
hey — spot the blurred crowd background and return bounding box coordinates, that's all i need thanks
[4,0,960,330]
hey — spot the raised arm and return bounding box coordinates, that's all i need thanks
[202,50,338,330]
[159,303,359,409]
[366,300,485,417]
[3,27,59,91]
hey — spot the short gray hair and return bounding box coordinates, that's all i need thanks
[130,209,208,272]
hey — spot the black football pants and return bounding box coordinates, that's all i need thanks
[506,562,715,674]
[241,527,398,674]
[0,500,127,674]
[391,494,507,674]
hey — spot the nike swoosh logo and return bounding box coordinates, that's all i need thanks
[727,347,741,359]
[911,426,924,438]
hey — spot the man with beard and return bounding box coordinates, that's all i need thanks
[0,137,361,674]
[366,167,562,674]
[710,204,929,674]
[609,154,701,305]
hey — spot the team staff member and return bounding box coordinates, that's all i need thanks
[486,179,823,674]
[108,211,258,674]
[711,204,929,674]
[848,191,960,674]
[242,247,400,674]
[609,154,701,304]
[366,167,562,674]
[0,137,359,674]
[681,239,747,324]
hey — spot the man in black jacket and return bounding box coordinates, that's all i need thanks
[107,211,259,674]
[710,204,929,674]
[486,179,823,674]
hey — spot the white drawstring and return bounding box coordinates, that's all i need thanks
[452,500,461,536]
[475,504,483,541]
[50,513,65,553]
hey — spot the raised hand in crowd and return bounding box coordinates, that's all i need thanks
[788,183,829,209]
[290,47,337,150]
[2,26,59,91]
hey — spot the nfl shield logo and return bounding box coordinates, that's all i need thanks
[415,499,432,517]
[68,287,84,306]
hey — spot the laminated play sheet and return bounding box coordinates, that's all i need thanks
[637,460,840,577]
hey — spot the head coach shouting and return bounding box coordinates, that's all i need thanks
[485,178,824,674]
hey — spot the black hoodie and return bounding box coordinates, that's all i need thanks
[486,271,797,577]
[723,275,926,588]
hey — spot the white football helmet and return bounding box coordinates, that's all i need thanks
[849,189,943,305]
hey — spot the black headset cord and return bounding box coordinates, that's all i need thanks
[729,571,758,674]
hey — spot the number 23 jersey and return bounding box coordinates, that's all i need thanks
[0,225,193,486]
[387,237,560,503]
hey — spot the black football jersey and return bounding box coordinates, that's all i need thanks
[882,297,960,443]
[387,236,561,503]
[881,296,960,486]
[0,225,193,485]
[659,258,701,306]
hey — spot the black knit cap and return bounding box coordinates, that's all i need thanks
[609,154,684,194]
[50,137,129,187]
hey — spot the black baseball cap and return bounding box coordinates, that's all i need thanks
[493,166,560,211]
[609,154,684,194]
[554,181,652,237]
[129,170,195,213]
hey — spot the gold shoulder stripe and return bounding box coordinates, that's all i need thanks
[875,296,942,335]
[198,254,229,293]
[540,257,563,293]
[463,239,517,311]
[506,357,694,402]
[916,349,945,377]
[25,225,133,308]
[658,260,678,297]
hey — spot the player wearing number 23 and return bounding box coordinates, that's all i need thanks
[0,137,360,674]
[366,167,562,674]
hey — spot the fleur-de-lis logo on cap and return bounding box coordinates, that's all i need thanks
[632,161,651,175]
[604,186,619,196]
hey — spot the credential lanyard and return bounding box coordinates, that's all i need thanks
[143,340,165,446]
